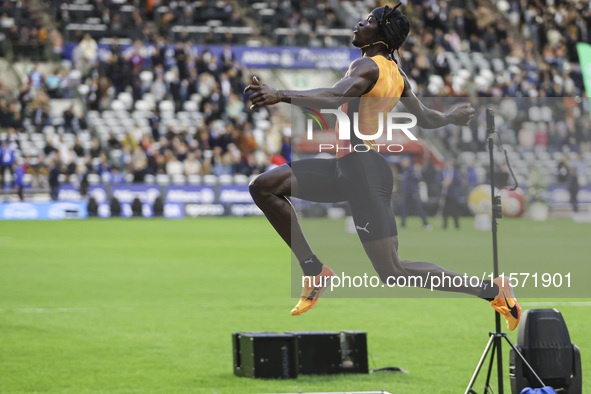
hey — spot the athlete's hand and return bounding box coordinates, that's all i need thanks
[244,76,280,110]
[447,103,475,126]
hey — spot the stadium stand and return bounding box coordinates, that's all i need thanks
[0,0,589,212]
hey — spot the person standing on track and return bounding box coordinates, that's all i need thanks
[399,157,431,230]
[438,157,462,229]
[245,4,520,331]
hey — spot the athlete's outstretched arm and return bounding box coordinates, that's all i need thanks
[400,72,475,129]
[245,57,378,109]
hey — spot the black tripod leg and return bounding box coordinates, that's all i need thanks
[465,334,496,394]
[502,335,546,387]
[483,340,497,394]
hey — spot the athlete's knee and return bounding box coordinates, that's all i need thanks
[373,261,407,284]
[377,268,408,284]
[249,166,289,198]
[248,174,268,199]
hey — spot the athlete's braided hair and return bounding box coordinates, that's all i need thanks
[370,3,410,58]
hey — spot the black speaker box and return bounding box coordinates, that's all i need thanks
[509,309,582,394]
[285,331,342,375]
[232,332,298,379]
[340,330,369,374]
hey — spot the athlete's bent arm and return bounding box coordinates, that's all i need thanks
[245,57,378,109]
[400,72,474,128]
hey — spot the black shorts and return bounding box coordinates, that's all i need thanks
[289,150,397,241]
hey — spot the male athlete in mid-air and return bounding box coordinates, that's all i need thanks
[245,4,520,330]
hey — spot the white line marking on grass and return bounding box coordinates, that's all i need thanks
[0,307,134,313]
[519,225,555,233]
[521,302,591,307]
[0,307,92,313]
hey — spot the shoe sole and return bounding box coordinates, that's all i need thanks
[494,277,521,330]
[291,274,336,316]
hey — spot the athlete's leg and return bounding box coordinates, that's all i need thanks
[339,151,481,296]
[361,236,480,296]
[249,164,312,261]
[249,160,346,262]
[362,235,520,330]
[250,159,346,316]
[341,151,520,328]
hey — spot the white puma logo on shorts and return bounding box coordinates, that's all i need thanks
[356,222,370,234]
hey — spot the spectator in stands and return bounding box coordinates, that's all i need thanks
[45,69,62,98]
[546,122,562,153]
[62,105,75,134]
[110,167,124,184]
[118,145,132,170]
[0,12,12,29]
[17,83,32,120]
[262,126,282,156]
[75,33,98,74]
[220,45,235,71]
[0,97,11,129]
[29,154,47,188]
[238,152,263,177]
[128,40,145,75]
[150,74,167,103]
[48,158,60,200]
[12,158,24,200]
[28,65,44,90]
[465,161,479,187]
[0,139,16,187]
[517,124,535,151]
[309,32,322,48]
[86,79,100,110]
[89,137,103,159]
[210,146,230,176]
[131,147,148,182]
[30,99,49,134]
[148,109,160,141]
[49,30,64,61]
[165,150,183,175]
[149,150,164,174]
[534,122,548,149]
[225,93,244,119]
[43,136,57,156]
[183,151,202,176]
[96,153,110,176]
[61,146,76,175]
[73,137,84,158]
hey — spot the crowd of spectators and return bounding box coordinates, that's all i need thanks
[251,0,347,47]
[73,34,292,180]
[507,0,590,65]
[0,33,293,192]
[396,0,583,98]
[0,0,66,61]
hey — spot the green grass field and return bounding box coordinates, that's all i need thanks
[1,217,589,393]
